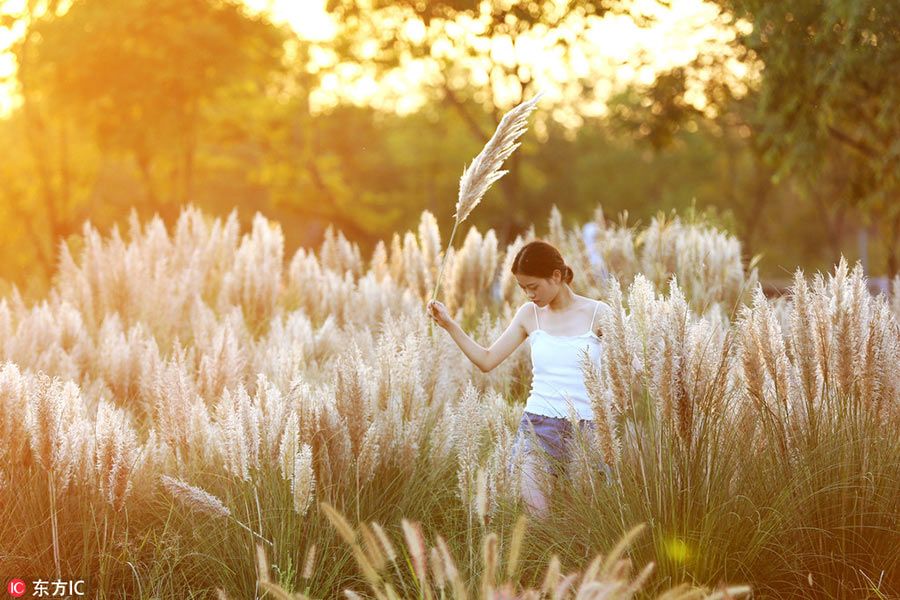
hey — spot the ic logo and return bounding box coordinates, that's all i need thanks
[7,580,26,597]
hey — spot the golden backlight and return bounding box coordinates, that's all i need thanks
[0,0,747,119]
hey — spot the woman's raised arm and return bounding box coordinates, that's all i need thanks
[427,301,530,373]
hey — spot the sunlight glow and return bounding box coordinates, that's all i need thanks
[0,0,751,121]
[241,0,337,41]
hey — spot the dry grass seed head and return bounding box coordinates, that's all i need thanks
[481,532,500,598]
[160,475,231,519]
[302,543,317,580]
[319,502,357,545]
[360,522,388,571]
[541,555,562,595]
[506,515,527,579]
[372,521,398,563]
[455,93,543,224]
[402,518,428,587]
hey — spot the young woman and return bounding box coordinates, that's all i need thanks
[427,239,610,517]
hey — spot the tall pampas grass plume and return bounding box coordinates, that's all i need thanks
[430,92,544,304]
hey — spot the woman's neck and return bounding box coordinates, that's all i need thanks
[547,285,576,312]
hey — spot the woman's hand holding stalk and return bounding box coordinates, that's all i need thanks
[428,92,544,315]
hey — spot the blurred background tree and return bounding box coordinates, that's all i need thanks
[629,0,900,277]
[0,0,897,299]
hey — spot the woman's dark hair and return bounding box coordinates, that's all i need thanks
[511,240,573,284]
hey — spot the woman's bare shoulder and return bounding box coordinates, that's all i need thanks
[513,302,538,333]
[594,299,613,314]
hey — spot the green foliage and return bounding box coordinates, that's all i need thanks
[638,0,900,275]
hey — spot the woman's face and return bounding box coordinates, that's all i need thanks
[515,271,561,306]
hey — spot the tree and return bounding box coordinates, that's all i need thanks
[316,0,669,244]
[642,0,900,275]
[0,0,289,293]
[14,0,287,219]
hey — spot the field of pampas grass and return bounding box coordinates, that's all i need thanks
[2,204,899,599]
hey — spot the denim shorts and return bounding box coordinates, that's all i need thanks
[510,411,609,478]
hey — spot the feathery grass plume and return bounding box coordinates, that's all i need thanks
[370,240,390,282]
[856,295,881,410]
[94,400,139,511]
[334,344,374,455]
[739,287,803,456]
[219,213,283,329]
[809,272,833,392]
[302,543,317,580]
[96,317,161,409]
[601,278,635,414]
[429,546,446,589]
[360,522,388,571]
[627,274,658,355]
[356,423,381,487]
[827,258,855,399]
[372,522,398,564]
[891,275,900,319]
[453,383,487,508]
[0,362,28,465]
[215,385,262,481]
[150,345,200,462]
[449,227,495,314]
[403,231,432,301]
[278,410,300,481]
[481,531,500,599]
[597,216,639,286]
[540,555,562,595]
[683,313,731,421]
[478,229,499,291]
[388,232,405,283]
[547,205,566,248]
[436,535,467,600]
[484,416,523,516]
[788,270,821,412]
[844,261,871,399]
[256,543,271,584]
[475,467,488,527]
[314,388,357,488]
[25,375,83,491]
[868,300,900,418]
[640,213,679,290]
[0,298,11,358]
[579,349,620,467]
[402,518,429,589]
[431,92,543,303]
[198,322,247,402]
[753,287,801,420]
[663,280,692,442]
[320,225,364,278]
[553,572,579,599]
[418,210,442,280]
[562,394,597,494]
[160,475,231,518]
[506,515,527,579]
[498,233,528,306]
[319,501,357,545]
[246,375,288,464]
[289,444,315,516]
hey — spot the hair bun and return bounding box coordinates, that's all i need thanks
[564,265,574,284]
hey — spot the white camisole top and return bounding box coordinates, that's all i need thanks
[524,300,603,421]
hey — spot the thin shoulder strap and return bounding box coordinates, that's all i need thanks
[533,302,540,331]
[588,300,601,333]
